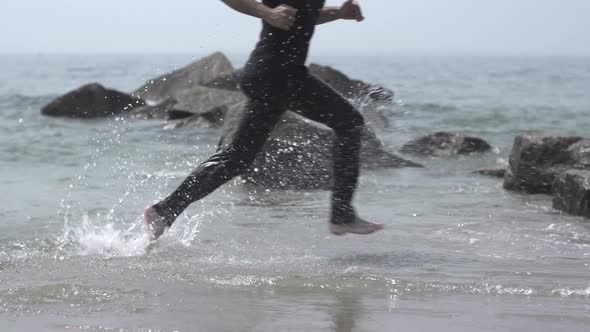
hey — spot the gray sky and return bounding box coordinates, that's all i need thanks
[1,0,589,55]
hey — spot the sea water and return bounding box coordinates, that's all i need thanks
[1,54,589,331]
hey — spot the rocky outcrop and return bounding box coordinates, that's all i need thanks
[219,109,421,190]
[133,52,234,102]
[401,132,492,157]
[503,136,589,193]
[40,52,417,190]
[43,52,395,130]
[41,83,144,118]
[553,170,590,218]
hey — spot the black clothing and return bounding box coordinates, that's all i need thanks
[250,0,325,71]
[153,0,363,225]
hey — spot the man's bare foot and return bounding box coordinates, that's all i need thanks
[329,217,384,236]
[144,206,169,241]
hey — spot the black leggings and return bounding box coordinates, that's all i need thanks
[154,71,364,225]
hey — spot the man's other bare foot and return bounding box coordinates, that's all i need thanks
[329,217,384,236]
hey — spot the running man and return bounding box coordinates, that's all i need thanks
[145,0,384,240]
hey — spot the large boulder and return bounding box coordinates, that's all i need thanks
[400,132,492,157]
[307,64,394,102]
[552,170,590,218]
[503,136,590,193]
[41,83,144,118]
[219,109,421,190]
[134,52,234,102]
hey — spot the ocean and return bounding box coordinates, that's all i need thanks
[1,53,589,331]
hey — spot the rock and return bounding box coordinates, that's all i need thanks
[400,132,492,157]
[552,170,590,218]
[134,85,244,128]
[126,98,184,120]
[165,105,230,129]
[568,139,590,168]
[503,136,589,193]
[199,105,227,124]
[307,64,394,101]
[133,52,234,102]
[168,109,198,120]
[127,83,243,129]
[41,83,144,118]
[172,85,245,117]
[219,109,421,190]
[474,169,506,178]
[203,69,244,91]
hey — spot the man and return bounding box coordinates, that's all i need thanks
[144,0,384,241]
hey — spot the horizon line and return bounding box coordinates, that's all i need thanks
[1,51,589,58]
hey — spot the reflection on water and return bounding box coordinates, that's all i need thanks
[331,291,363,332]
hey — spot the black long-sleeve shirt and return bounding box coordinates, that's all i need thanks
[247,0,325,73]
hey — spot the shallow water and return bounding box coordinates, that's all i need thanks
[1,54,589,331]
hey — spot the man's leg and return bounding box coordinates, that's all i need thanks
[288,73,383,235]
[145,98,284,239]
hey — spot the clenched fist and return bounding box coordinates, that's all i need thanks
[339,0,364,22]
[263,4,298,30]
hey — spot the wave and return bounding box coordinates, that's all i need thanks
[202,273,590,299]
[0,283,148,309]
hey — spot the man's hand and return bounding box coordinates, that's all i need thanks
[338,0,364,22]
[262,5,298,30]
[221,0,298,30]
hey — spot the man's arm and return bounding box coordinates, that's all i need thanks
[221,0,298,30]
[317,0,365,25]
[220,0,270,19]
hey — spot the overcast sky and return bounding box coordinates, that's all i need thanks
[1,0,589,55]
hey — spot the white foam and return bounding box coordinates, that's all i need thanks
[63,214,149,258]
[207,275,276,287]
[55,211,206,258]
[552,287,590,297]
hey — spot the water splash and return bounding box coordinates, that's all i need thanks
[52,210,207,259]
[49,114,182,259]
[57,213,149,258]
